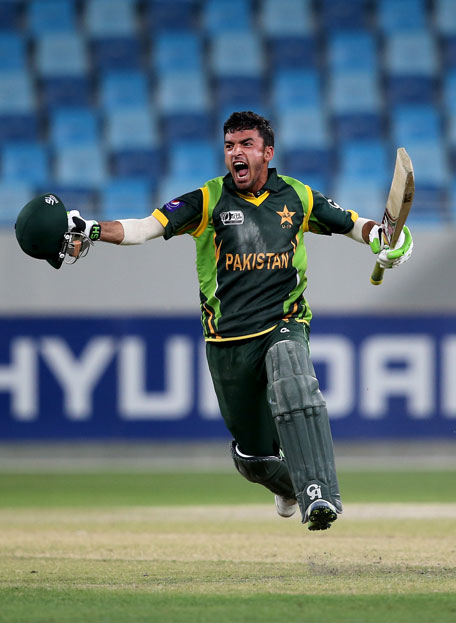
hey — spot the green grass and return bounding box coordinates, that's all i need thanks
[0,470,454,507]
[0,590,455,623]
[0,469,455,622]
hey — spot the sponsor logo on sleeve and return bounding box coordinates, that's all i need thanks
[164,199,185,212]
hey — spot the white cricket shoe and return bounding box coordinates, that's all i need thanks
[274,495,298,518]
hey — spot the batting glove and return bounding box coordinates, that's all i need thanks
[67,210,101,241]
[371,225,413,269]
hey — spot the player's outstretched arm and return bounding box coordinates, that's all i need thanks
[67,211,165,245]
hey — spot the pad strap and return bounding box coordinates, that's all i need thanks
[230,441,295,499]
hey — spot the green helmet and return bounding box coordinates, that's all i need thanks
[15,193,92,269]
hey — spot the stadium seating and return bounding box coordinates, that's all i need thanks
[0,33,27,70]
[100,178,153,220]
[327,70,383,141]
[377,0,427,32]
[0,182,33,226]
[1,142,49,186]
[49,108,99,148]
[0,0,454,228]
[384,31,439,104]
[27,0,76,35]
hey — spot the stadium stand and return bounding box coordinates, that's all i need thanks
[0,0,454,228]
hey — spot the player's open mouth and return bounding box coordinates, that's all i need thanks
[233,160,249,179]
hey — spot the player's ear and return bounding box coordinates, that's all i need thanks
[264,145,274,163]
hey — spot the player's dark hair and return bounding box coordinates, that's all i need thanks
[223,111,274,148]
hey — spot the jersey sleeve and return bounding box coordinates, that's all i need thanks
[307,190,358,236]
[152,188,204,240]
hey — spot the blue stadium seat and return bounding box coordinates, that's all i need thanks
[0,182,33,226]
[326,31,377,72]
[338,140,390,187]
[85,0,136,36]
[390,105,441,145]
[45,186,98,216]
[435,0,456,67]
[105,108,159,150]
[157,70,211,142]
[271,69,323,113]
[331,179,386,220]
[168,140,219,180]
[157,174,206,207]
[35,33,88,76]
[153,31,203,73]
[0,33,26,70]
[55,144,107,188]
[35,33,91,108]
[384,31,438,103]
[260,0,313,36]
[100,179,153,220]
[1,142,49,186]
[100,71,150,111]
[27,0,76,35]
[91,37,142,71]
[435,0,456,35]
[405,139,451,224]
[319,0,371,30]
[145,0,199,31]
[203,0,253,33]
[328,70,383,140]
[443,70,456,112]
[0,72,34,113]
[377,0,427,32]
[277,108,332,183]
[0,114,38,146]
[85,0,140,70]
[0,1,21,31]
[209,32,264,77]
[214,77,264,111]
[261,0,317,68]
[106,107,161,184]
[49,108,99,148]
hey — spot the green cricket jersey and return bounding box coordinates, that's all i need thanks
[153,169,357,341]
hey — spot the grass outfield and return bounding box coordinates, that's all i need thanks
[0,470,455,623]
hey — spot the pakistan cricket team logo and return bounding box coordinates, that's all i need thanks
[276,205,295,229]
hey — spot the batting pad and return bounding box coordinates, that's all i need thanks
[230,441,296,499]
[266,339,342,522]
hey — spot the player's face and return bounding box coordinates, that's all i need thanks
[224,128,274,193]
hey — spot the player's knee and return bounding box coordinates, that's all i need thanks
[265,340,326,418]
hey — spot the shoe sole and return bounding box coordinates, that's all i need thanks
[307,504,338,531]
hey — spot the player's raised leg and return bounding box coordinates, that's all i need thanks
[266,339,342,530]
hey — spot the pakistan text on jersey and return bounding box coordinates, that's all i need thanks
[225,252,290,271]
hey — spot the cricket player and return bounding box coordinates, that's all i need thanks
[16,111,413,530]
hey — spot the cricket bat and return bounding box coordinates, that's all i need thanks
[370,147,414,286]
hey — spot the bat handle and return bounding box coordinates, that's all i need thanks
[370,262,385,286]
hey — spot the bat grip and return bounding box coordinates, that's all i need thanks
[370,262,385,286]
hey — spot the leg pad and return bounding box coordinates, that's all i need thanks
[230,441,296,499]
[266,340,342,522]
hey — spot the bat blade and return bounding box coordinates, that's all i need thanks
[370,147,414,286]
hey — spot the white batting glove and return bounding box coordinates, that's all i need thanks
[67,210,101,241]
[370,225,413,269]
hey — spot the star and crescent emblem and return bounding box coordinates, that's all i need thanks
[276,205,295,226]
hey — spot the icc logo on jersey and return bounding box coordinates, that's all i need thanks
[220,211,244,225]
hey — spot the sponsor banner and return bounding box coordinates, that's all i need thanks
[0,315,455,440]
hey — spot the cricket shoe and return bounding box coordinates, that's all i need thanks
[275,495,298,518]
[304,499,338,531]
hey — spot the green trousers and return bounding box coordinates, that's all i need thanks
[206,319,310,457]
